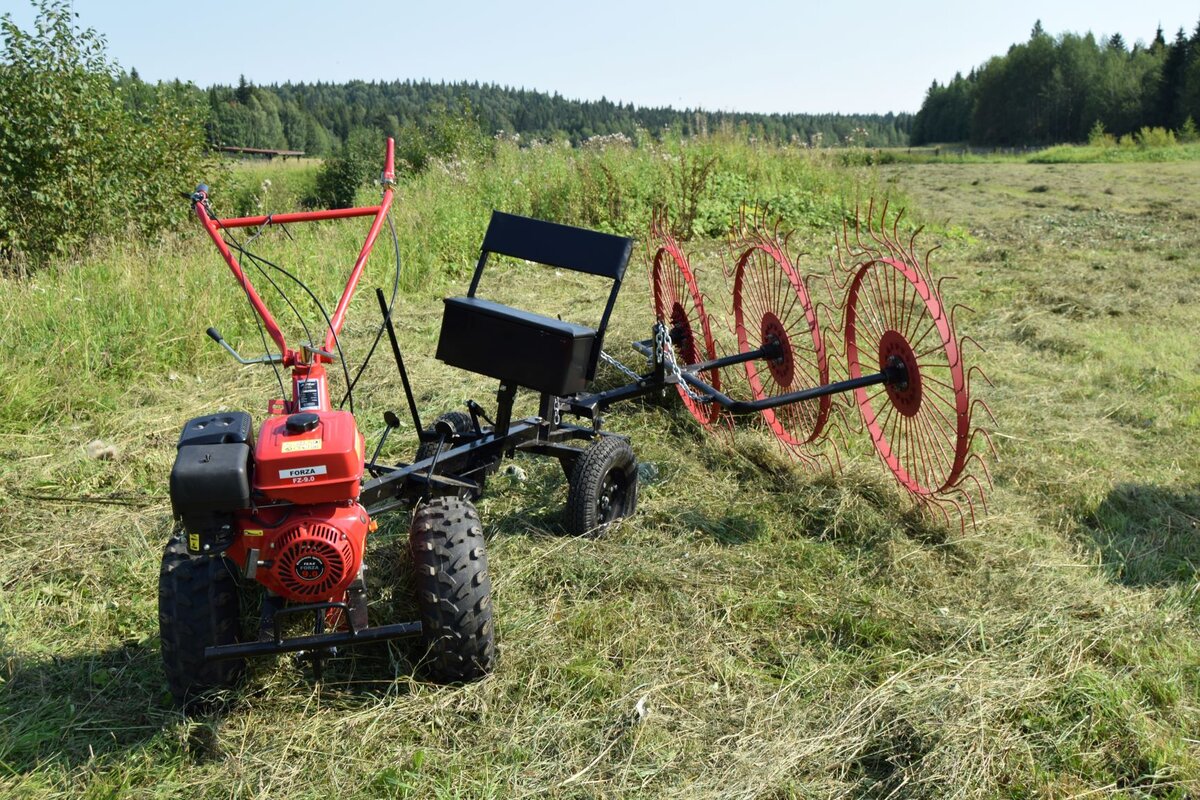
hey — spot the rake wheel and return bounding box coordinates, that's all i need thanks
[649,217,723,427]
[840,213,971,499]
[731,230,830,450]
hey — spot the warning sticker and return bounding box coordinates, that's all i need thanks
[243,529,263,538]
[296,379,321,410]
[279,465,328,480]
[281,439,323,453]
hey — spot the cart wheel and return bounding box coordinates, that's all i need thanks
[158,531,245,711]
[416,411,488,500]
[410,496,495,683]
[843,250,970,498]
[649,218,723,427]
[731,230,830,449]
[565,436,638,537]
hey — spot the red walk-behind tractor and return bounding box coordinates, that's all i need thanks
[160,137,642,709]
[161,138,991,710]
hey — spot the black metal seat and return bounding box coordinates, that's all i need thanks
[436,211,634,397]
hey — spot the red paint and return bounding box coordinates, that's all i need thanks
[253,409,365,505]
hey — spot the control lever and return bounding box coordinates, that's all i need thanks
[206,327,285,365]
[368,411,401,472]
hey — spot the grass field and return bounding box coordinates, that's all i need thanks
[1,150,1198,798]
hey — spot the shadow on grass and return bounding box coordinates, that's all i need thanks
[0,639,176,773]
[1083,482,1200,587]
[0,538,447,775]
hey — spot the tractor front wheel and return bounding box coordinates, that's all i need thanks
[158,532,245,711]
[409,496,495,683]
[565,436,638,537]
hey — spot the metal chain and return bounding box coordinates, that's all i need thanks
[655,324,709,403]
[599,349,644,383]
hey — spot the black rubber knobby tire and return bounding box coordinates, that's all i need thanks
[409,496,495,683]
[158,532,244,711]
[565,436,638,537]
[416,411,487,501]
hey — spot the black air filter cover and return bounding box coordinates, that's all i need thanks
[177,411,254,448]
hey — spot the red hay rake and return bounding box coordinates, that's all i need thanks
[646,202,994,526]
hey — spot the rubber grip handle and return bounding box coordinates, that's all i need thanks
[206,327,223,343]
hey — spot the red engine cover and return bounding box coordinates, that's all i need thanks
[254,410,364,504]
[234,503,369,602]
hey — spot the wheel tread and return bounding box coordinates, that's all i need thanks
[158,533,244,711]
[409,496,495,683]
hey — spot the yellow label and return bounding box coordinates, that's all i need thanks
[281,438,323,453]
[243,529,263,538]
[187,533,200,551]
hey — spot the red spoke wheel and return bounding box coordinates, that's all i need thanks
[844,257,969,497]
[650,232,722,427]
[732,238,830,447]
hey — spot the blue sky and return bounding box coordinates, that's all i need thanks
[4,1,1198,114]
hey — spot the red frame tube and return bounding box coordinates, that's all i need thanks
[194,138,396,369]
[213,206,383,229]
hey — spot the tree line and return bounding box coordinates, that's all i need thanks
[912,20,1200,146]
[196,77,913,154]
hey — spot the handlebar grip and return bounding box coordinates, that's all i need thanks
[206,327,223,343]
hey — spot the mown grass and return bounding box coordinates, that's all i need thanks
[0,144,1198,798]
[861,141,1200,165]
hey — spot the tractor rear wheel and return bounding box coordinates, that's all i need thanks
[409,496,495,683]
[565,436,638,537]
[158,532,244,711]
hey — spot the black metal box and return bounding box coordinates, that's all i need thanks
[436,296,597,396]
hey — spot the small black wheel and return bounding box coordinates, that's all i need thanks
[409,496,495,683]
[416,411,488,500]
[158,531,244,712]
[565,436,638,537]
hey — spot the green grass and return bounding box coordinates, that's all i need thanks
[1,145,1198,798]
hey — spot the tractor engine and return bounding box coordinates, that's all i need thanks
[170,408,370,604]
[243,502,369,602]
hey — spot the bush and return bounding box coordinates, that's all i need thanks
[1179,117,1199,144]
[0,1,216,272]
[309,127,392,209]
[1087,120,1115,148]
[1134,127,1176,149]
[395,100,487,175]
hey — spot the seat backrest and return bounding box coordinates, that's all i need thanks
[464,211,635,385]
[469,211,632,290]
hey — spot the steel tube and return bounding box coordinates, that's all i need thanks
[213,206,383,229]
[204,620,422,661]
[681,369,892,413]
[630,339,775,372]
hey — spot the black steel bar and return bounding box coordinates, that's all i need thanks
[630,339,775,373]
[204,621,423,662]
[576,380,663,415]
[377,288,423,435]
[682,369,892,413]
[359,420,540,510]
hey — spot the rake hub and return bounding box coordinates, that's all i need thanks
[761,312,795,387]
[670,304,699,364]
[879,330,921,417]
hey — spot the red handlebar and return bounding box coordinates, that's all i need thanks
[194,137,397,366]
